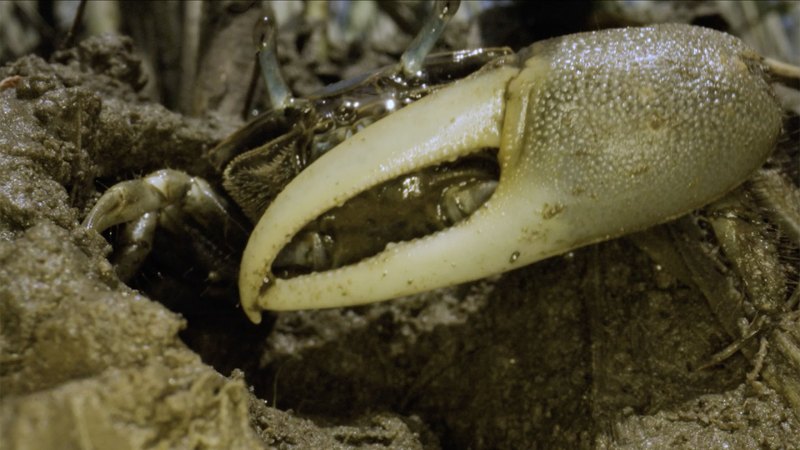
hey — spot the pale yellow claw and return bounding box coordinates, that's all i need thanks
[240,24,783,323]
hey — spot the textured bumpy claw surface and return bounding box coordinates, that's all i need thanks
[239,24,783,323]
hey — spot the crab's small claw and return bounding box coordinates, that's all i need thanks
[240,25,782,323]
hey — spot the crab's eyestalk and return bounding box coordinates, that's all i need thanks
[400,0,460,78]
[239,24,783,324]
[254,10,293,111]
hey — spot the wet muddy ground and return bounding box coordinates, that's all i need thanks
[2,2,799,449]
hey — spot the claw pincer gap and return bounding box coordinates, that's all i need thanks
[271,148,501,278]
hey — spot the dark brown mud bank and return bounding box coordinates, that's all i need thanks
[2,18,800,450]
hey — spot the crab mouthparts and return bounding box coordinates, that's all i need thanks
[239,67,519,323]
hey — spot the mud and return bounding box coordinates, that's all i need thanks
[0,35,429,449]
[1,15,799,450]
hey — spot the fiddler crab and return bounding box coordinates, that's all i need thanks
[83,1,789,324]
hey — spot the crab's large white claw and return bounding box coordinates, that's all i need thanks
[240,25,782,323]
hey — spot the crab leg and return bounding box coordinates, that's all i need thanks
[83,169,248,281]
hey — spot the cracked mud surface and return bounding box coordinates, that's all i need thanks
[2,8,799,450]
